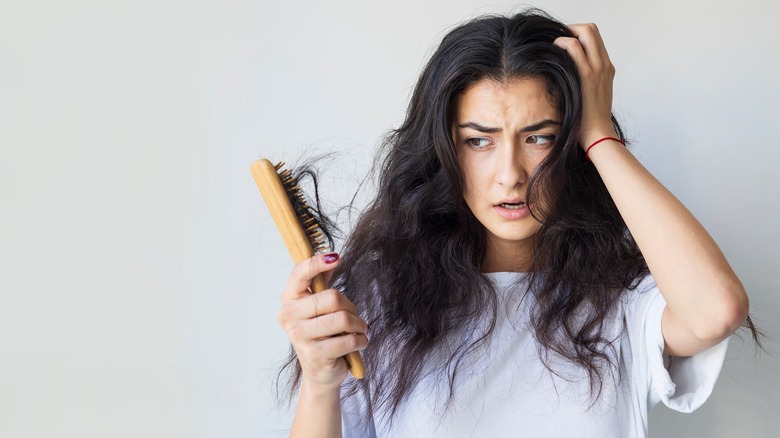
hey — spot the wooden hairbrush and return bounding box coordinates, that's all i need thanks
[250,158,366,379]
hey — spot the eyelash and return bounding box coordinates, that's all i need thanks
[465,137,492,149]
[527,134,555,146]
[464,135,556,149]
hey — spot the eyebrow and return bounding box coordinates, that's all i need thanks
[457,119,560,133]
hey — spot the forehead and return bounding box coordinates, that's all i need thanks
[452,77,558,124]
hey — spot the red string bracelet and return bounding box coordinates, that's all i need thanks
[585,137,625,161]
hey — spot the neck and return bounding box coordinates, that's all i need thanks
[482,236,534,273]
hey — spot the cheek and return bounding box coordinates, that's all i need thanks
[456,153,472,191]
[460,175,475,207]
[459,163,483,202]
[529,150,549,172]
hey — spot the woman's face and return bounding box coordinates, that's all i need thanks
[451,76,559,270]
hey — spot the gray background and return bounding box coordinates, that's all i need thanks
[1,0,778,437]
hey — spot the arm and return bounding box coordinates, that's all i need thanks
[554,24,749,357]
[290,382,342,438]
[277,253,369,437]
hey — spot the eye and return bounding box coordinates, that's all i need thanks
[465,137,492,150]
[527,135,555,145]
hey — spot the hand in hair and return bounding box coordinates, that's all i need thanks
[553,23,619,148]
[554,23,749,357]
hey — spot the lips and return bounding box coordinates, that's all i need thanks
[493,198,530,220]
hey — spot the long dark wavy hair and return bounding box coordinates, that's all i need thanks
[279,7,761,426]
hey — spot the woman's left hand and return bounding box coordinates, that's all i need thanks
[553,23,618,148]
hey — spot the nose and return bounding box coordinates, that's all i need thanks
[496,142,528,188]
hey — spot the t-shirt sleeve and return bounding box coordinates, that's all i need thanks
[626,275,729,413]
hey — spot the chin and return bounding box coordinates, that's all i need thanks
[486,228,539,246]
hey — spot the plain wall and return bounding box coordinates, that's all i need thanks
[1,0,778,437]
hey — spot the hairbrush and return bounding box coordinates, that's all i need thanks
[250,158,366,379]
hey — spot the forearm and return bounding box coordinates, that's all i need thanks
[554,23,748,356]
[589,138,748,347]
[289,380,342,438]
[277,254,368,437]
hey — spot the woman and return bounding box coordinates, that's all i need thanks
[275,9,754,437]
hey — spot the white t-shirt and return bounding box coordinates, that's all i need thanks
[341,273,728,437]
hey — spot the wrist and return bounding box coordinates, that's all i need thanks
[300,378,342,404]
[581,132,619,151]
[586,137,626,161]
[291,377,343,438]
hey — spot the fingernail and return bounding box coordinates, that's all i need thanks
[323,252,339,264]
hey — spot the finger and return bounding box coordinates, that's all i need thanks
[307,310,369,340]
[283,309,367,350]
[280,288,358,322]
[282,253,341,302]
[554,36,590,74]
[308,333,369,360]
[565,23,611,69]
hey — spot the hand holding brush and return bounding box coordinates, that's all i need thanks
[251,159,367,380]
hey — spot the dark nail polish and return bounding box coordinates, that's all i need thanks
[323,252,339,264]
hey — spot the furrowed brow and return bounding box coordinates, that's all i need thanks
[457,122,501,133]
[520,119,560,132]
[458,119,560,133]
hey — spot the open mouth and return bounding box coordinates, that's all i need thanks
[498,202,526,210]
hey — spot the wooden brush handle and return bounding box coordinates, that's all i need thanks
[250,159,366,379]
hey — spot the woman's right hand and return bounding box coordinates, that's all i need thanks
[277,252,369,391]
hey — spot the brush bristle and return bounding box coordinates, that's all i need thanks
[274,162,327,253]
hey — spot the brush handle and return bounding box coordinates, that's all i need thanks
[250,159,366,379]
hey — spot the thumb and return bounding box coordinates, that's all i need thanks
[281,252,341,302]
